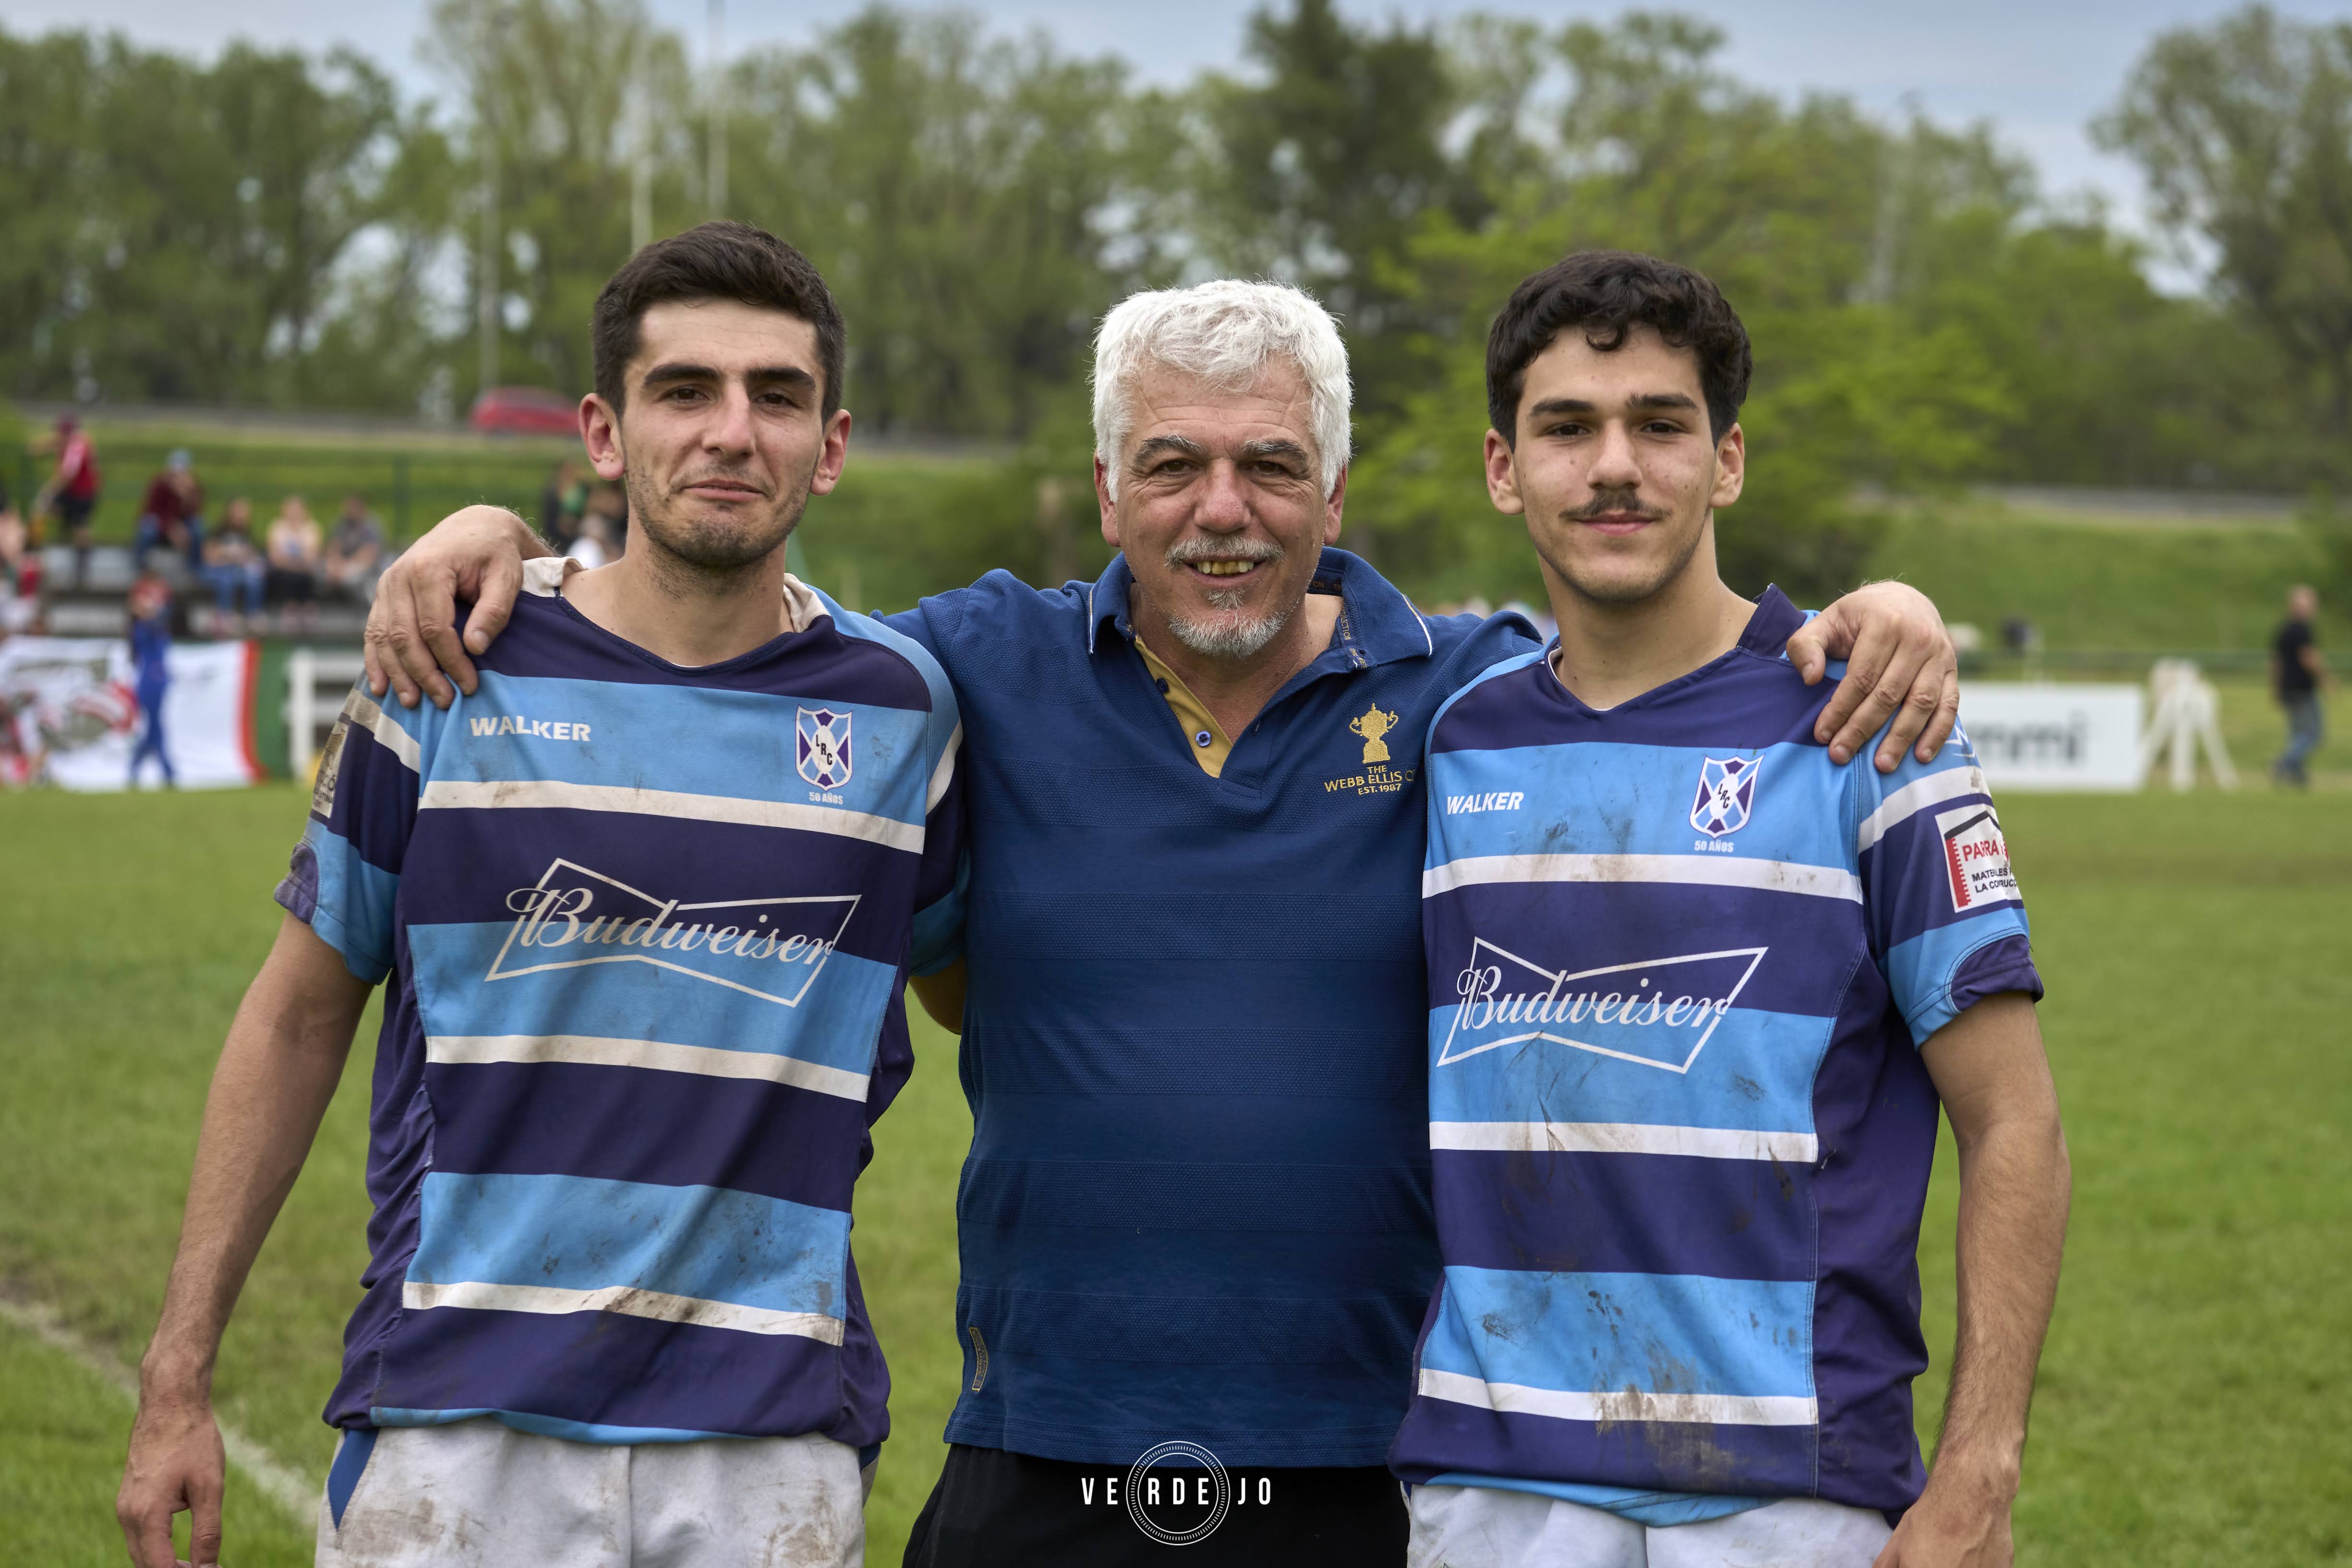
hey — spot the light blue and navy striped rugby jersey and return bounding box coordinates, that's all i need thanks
[274,562,965,1448]
[1387,587,2042,1519]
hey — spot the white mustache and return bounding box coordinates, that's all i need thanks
[1164,536,1283,568]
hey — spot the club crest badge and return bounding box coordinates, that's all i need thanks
[796,706,853,789]
[1689,754,1759,838]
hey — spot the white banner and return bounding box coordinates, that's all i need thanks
[1957,683,2144,793]
[0,636,264,791]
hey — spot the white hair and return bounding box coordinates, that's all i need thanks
[1091,279,1352,502]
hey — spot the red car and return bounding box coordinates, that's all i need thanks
[469,386,581,437]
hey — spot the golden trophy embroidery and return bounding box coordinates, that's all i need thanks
[1351,703,1401,765]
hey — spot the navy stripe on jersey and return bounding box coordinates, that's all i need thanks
[422,1063,870,1210]
[285,567,964,1447]
[1391,588,2041,1517]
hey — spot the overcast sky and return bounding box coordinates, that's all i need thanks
[12,0,2346,256]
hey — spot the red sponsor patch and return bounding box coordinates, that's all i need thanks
[1934,805,2019,913]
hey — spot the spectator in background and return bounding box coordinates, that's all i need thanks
[201,498,265,634]
[2271,583,2331,787]
[322,494,385,603]
[265,495,323,632]
[136,450,206,572]
[584,478,627,553]
[563,507,615,569]
[0,495,37,635]
[127,567,175,789]
[538,458,586,550]
[32,414,101,589]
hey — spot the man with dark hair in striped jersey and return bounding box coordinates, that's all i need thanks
[118,222,965,1568]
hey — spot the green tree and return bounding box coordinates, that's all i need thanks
[729,7,1168,440]
[424,0,698,402]
[1190,0,1471,422]
[0,28,413,407]
[2099,6,2352,437]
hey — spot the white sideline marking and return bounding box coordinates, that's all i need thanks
[0,1294,315,1521]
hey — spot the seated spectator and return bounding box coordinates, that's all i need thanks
[0,501,36,634]
[564,508,615,570]
[323,494,386,603]
[200,498,266,634]
[264,495,323,631]
[539,459,587,551]
[135,450,206,572]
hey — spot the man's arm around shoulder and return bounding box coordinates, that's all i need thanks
[1877,992,2070,1568]
[365,505,550,709]
[118,916,372,1568]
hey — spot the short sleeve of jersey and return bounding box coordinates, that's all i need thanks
[273,687,433,983]
[1848,722,2044,1045]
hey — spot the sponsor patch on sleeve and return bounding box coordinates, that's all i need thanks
[1934,804,2019,913]
[311,714,351,819]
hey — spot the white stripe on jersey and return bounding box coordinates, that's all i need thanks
[344,690,422,774]
[1417,1368,1817,1428]
[1431,1121,1817,1164]
[927,722,963,812]
[1855,765,1990,854]
[1423,852,1861,904]
[419,778,924,852]
[402,1280,845,1343]
[428,1033,869,1102]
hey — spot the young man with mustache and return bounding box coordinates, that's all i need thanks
[1396,251,2068,1568]
[361,277,1966,1565]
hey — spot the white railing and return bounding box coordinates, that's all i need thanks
[283,648,370,776]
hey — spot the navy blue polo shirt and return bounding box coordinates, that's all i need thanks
[883,549,1538,1467]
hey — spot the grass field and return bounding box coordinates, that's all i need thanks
[3,783,2348,1564]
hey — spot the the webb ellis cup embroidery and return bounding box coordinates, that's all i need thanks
[1350,703,1400,765]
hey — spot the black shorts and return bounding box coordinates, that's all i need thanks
[55,493,94,530]
[902,1443,1407,1567]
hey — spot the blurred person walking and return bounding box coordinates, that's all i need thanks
[264,495,322,631]
[2271,583,2331,787]
[200,498,265,633]
[322,494,385,603]
[126,567,175,788]
[31,413,101,588]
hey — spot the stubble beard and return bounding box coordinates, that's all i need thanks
[622,446,814,581]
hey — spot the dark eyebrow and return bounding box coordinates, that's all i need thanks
[1526,392,1701,420]
[638,362,818,393]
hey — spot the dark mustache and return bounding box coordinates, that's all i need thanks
[1569,488,1663,521]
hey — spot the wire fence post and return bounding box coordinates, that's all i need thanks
[393,455,411,541]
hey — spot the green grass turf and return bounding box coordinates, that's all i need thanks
[2,784,2347,1563]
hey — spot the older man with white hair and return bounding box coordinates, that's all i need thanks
[362,277,1961,1565]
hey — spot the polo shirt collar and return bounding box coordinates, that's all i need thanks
[1085,547,1435,667]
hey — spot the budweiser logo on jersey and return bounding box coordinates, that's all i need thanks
[489,857,859,1008]
[1439,938,1767,1074]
